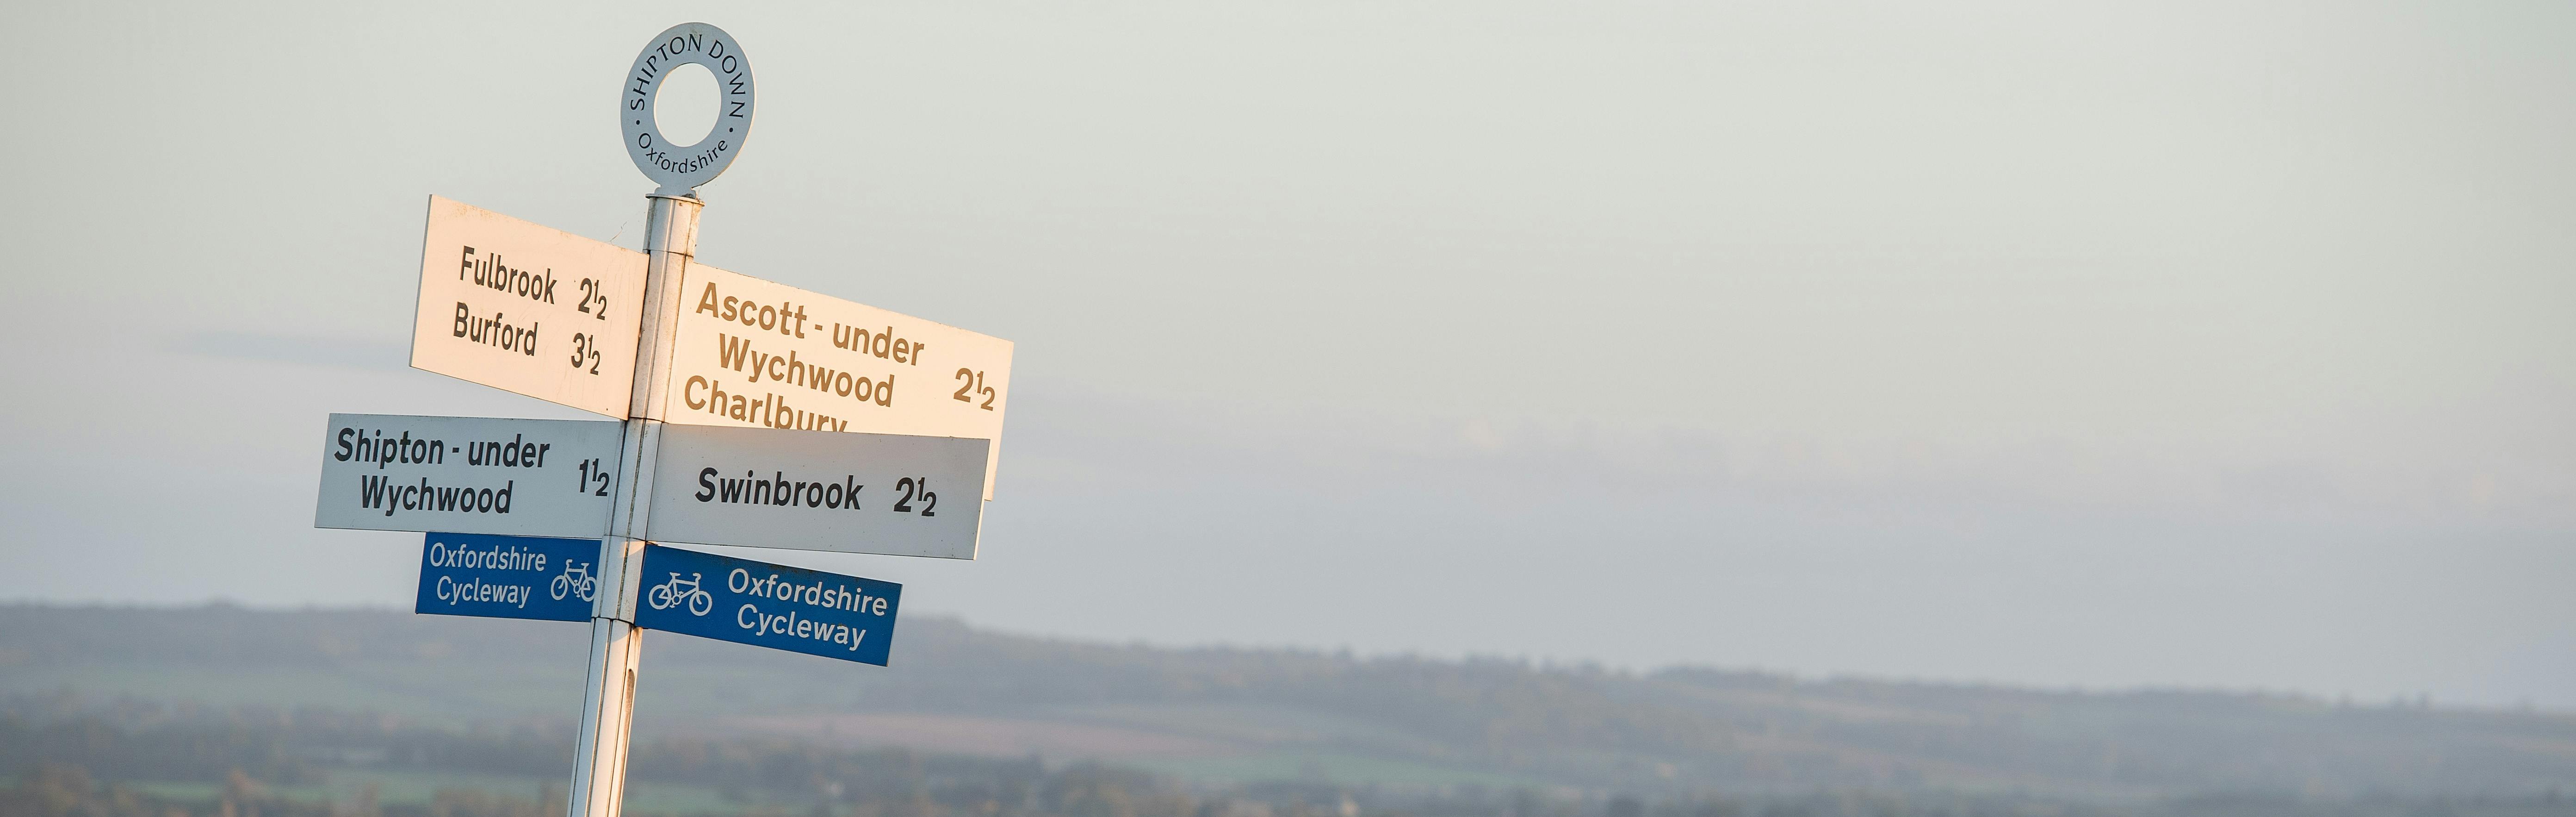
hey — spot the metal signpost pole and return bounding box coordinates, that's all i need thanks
[566,23,753,817]
[569,193,700,817]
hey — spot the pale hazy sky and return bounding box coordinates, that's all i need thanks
[3,2,2571,707]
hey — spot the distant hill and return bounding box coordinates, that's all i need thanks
[4,603,2572,803]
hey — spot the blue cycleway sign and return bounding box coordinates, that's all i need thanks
[632,544,902,665]
[416,533,602,622]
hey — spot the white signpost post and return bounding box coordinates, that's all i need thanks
[305,22,1019,817]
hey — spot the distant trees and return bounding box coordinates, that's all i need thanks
[0,711,1201,817]
[14,604,2576,811]
[9,707,2576,817]
[1,764,173,817]
[0,762,553,817]
[0,717,314,789]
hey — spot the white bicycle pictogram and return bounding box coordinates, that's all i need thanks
[647,571,712,616]
[550,561,597,602]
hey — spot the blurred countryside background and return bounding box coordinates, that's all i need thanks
[2,2,2573,817]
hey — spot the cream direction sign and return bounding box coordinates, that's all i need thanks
[642,424,990,559]
[412,196,649,418]
[652,264,1014,499]
[315,413,625,539]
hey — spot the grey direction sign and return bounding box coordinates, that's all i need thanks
[315,413,624,538]
[411,196,648,418]
[643,424,989,559]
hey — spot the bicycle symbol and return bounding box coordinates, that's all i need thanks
[647,572,713,616]
[549,561,597,602]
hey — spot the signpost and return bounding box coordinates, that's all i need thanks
[310,22,1011,817]
[632,544,903,665]
[415,533,604,623]
[412,197,648,418]
[314,414,624,538]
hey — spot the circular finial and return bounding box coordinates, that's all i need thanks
[621,23,755,196]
